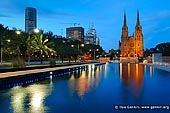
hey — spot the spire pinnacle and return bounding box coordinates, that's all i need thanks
[123,11,127,27]
[136,10,140,26]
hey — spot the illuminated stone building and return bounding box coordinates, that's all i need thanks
[119,11,143,57]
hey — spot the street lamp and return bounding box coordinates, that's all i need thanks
[15,30,21,59]
[89,48,98,61]
[71,44,74,47]
[61,40,66,63]
[91,48,99,61]
[16,30,21,35]
[34,29,40,33]
[71,43,84,62]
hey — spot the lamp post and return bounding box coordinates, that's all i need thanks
[71,43,84,62]
[62,40,66,63]
[15,30,21,59]
[90,48,99,61]
[0,37,3,63]
[34,28,40,34]
[16,30,21,35]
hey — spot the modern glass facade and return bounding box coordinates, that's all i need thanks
[25,7,37,33]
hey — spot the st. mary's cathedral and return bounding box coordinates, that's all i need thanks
[119,11,143,58]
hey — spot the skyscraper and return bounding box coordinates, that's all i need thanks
[25,7,37,33]
[84,25,100,45]
[66,27,84,42]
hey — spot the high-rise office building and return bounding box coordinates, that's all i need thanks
[84,36,94,44]
[84,25,100,45]
[25,7,37,33]
[66,27,84,42]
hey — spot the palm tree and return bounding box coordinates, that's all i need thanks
[32,34,56,64]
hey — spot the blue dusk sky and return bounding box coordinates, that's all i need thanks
[0,0,170,52]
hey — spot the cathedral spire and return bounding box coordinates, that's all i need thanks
[123,11,127,27]
[136,10,140,26]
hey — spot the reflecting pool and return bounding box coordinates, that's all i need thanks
[0,63,170,113]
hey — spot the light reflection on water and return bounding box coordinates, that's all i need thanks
[0,63,170,113]
[68,65,102,98]
[119,63,144,97]
[10,84,52,113]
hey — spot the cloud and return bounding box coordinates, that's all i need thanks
[141,10,170,22]
[0,14,12,18]
[37,6,76,18]
[157,10,170,18]
[154,26,170,33]
[144,37,153,45]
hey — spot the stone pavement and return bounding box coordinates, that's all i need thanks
[0,63,98,79]
[146,63,170,72]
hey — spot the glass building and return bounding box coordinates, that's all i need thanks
[25,7,37,33]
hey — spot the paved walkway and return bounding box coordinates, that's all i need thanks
[146,63,170,72]
[0,63,98,79]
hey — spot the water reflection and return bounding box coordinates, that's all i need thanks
[10,84,52,113]
[149,66,153,77]
[119,63,144,96]
[68,65,103,98]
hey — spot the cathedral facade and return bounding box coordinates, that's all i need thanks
[119,11,143,58]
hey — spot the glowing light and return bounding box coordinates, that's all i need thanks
[50,75,53,80]
[34,29,40,33]
[128,63,130,77]
[120,63,122,80]
[150,66,153,77]
[71,45,74,47]
[88,65,91,70]
[7,39,10,42]
[81,44,84,47]
[11,92,25,113]
[70,75,75,80]
[92,64,95,69]
[31,93,42,108]
[16,30,21,35]
[136,64,139,79]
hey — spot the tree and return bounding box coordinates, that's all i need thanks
[155,42,170,56]
[32,34,56,64]
[143,48,151,57]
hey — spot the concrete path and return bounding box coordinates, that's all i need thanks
[146,63,170,72]
[0,63,98,79]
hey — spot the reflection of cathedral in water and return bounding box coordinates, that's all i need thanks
[119,63,144,96]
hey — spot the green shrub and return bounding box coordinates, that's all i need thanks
[12,58,25,68]
[48,58,56,66]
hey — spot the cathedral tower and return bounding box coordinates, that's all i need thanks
[121,12,128,56]
[121,12,128,41]
[135,11,143,57]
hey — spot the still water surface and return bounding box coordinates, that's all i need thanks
[0,63,170,113]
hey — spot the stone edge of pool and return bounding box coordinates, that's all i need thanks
[0,63,105,79]
[146,63,170,72]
